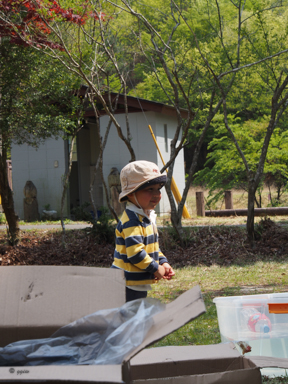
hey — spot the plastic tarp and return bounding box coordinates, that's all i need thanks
[0,298,165,366]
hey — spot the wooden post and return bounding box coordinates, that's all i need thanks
[225,190,233,209]
[196,191,205,217]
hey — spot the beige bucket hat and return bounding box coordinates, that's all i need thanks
[119,160,166,202]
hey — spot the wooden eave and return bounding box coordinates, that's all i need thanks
[82,90,189,119]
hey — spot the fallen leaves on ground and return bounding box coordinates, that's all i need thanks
[0,218,287,267]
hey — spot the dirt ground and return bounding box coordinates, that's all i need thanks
[0,218,287,268]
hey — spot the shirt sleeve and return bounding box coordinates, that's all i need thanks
[159,249,168,265]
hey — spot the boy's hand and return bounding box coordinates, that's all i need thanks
[154,264,165,280]
[161,263,175,280]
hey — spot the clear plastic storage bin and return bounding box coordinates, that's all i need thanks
[213,292,288,360]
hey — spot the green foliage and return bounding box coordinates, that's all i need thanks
[265,128,288,205]
[0,213,6,225]
[254,217,273,240]
[89,207,116,244]
[71,203,116,243]
[2,0,288,242]
[160,222,197,249]
[71,202,94,222]
[193,115,288,207]
[0,40,82,149]
[128,0,288,204]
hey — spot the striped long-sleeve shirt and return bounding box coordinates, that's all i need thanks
[112,207,168,286]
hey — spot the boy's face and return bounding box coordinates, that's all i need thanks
[128,183,163,211]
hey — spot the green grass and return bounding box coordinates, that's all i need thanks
[0,213,6,225]
[1,188,288,382]
[18,218,75,225]
[149,264,288,382]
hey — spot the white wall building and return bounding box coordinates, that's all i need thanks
[11,94,187,220]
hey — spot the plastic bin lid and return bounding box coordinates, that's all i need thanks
[213,292,288,305]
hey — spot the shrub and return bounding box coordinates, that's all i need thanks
[0,213,6,225]
[71,202,94,222]
[89,207,116,244]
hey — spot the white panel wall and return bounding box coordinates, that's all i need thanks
[100,111,185,216]
[155,116,186,214]
[10,110,186,220]
[11,138,67,220]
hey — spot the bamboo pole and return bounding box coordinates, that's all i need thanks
[148,125,191,219]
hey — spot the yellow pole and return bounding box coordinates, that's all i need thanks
[148,125,191,219]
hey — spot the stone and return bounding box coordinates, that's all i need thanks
[23,181,39,222]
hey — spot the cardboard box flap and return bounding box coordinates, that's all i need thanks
[0,365,123,383]
[249,355,288,370]
[128,344,264,384]
[0,266,125,347]
[129,344,256,380]
[130,369,262,384]
[124,285,205,362]
[131,343,241,366]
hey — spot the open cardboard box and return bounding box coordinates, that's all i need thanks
[0,266,287,384]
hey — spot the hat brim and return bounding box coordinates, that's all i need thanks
[119,174,167,202]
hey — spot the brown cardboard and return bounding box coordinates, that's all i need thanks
[124,284,206,362]
[0,365,123,383]
[129,344,288,384]
[0,266,126,347]
[0,283,205,383]
[0,266,288,384]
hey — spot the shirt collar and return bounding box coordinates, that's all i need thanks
[126,202,156,223]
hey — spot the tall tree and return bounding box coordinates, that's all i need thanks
[2,0,288,245]
[193,117,288,208]
[0,0,138,223]
[0,38,82,244]
[109,0,288,244]
[0,0,94,243]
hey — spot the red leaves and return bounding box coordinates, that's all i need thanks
[48,1,87,25]
[0,0,103,49]
[92,11,108,22]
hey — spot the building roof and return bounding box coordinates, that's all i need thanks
[82,89,189,119]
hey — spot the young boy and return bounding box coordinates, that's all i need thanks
[111,160,175,302]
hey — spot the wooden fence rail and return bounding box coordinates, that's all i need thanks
[205,207,288,217]
[196,190,288,217]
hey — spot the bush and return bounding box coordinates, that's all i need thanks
[160,223,195,250]
[89,207,116,244]
[71,202,94,222]
[0,213,6,225]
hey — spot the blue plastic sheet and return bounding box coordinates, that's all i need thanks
[0,298,165,366]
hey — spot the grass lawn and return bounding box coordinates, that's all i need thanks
[153,186,288,383]
[1,186,288,382]
[149,263,288,383]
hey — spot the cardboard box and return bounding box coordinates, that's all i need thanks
[0,265,126,346]
[129,344,262,384]
[129,343,288,384]
[0,266,288,384]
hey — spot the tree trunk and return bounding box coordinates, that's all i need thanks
[0,153,20,245]
[247,182,256,246]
